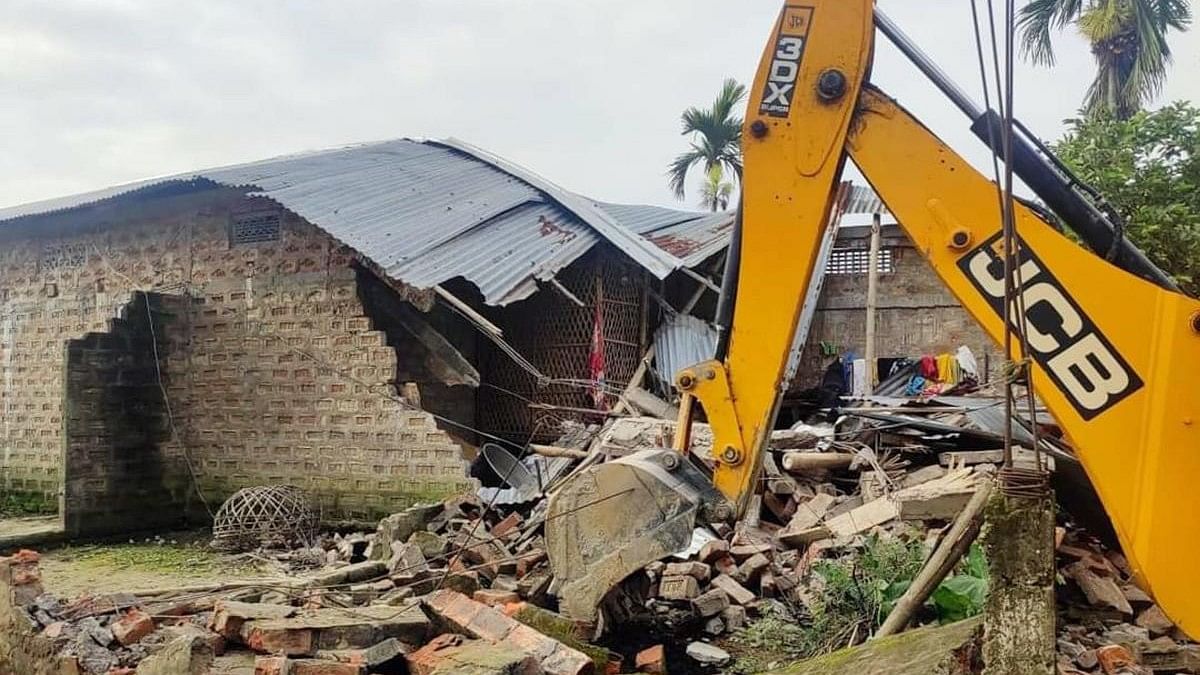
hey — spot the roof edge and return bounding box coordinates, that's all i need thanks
[431,138,678,278]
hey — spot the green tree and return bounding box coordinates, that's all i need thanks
[1054,102,1200,294]
[667,78,746,204]
[1019,0,1191,119]
[698,165,735,212]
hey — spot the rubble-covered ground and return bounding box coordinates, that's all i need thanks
[3,395,1197,674]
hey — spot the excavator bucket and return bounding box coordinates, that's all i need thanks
[546,448,722,624]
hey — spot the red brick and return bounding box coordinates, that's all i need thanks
[254,655,290,675]
[291,660,364,675]
[473,589,521,607]
[635,644,665,673]
[112,608,154,646]
[1097,645,1135,674]
[244,625,315,656]
[490,512,523,538]
[423,590,593,675]
[698,540,730,564]
[10,549,40,564]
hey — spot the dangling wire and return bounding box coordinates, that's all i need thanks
[969,0,1050,497]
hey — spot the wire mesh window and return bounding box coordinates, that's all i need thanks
[230,212,282,245]
[826,247,894,275]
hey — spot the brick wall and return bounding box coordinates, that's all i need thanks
[0,188,474,525]
[62,292,190,536]
[793,225,1000,390]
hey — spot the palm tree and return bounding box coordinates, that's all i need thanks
[1018,0,1191,119]
[667,78,746,202]
[698,165,735,212]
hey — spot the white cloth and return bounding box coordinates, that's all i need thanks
[851,358,867,397]
[955,345,979,377]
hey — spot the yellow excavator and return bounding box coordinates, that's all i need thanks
[546,0,1200,638]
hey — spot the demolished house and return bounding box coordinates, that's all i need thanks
[0,137,733,535]
[1,144,1194,674]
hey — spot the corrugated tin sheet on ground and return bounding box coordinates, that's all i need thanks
[652,313,719,391]
[0,138,734,306]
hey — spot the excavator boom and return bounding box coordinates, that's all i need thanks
[547,0,1200,636]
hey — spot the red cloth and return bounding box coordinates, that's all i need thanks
[588,299,607,410]
[919,355,939,381]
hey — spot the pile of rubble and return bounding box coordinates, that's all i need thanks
[4,489,600,674]
[1055,526,1199,674]
[6,393,1196,674]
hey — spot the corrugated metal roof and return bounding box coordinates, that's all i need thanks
[600,202,734,268]
[0,138,732,306]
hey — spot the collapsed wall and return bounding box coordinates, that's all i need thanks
[0,189,475,526]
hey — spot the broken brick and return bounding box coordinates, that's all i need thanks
[490,512,524,538]
[210,600,296,639]
[635,644,665,673]
[710,574,756,606]
[692,588,730,618]
[657,574,700,600]
[406,634,540,675]
[664,561,711,582]
[733,553,770,585]
[291,660,365,675]
[1096,644,1136,674]
[698,540,730,564]
[474,589,521,607]
[423,590,593,674]
[111,608,154,646]
[254,656,290,675]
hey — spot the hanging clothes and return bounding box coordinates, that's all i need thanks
[919,355,939,381]
[935,353,955,384]
[851,359,868,397]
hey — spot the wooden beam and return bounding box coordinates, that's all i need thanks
[875,478,994,637]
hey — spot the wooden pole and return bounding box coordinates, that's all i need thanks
[875,477,995,637]
[864,212,882,394]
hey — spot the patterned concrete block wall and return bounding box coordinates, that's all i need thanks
[793,228,1001,390]
[0,189,474,524]
[63,292,189,536]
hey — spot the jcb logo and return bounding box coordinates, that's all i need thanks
[959,233,1142,420]
[759,6,813,118]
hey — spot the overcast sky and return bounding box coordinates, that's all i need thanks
[3,0,1198,212]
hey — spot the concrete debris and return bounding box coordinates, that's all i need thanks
[3,395,1193,675]
[685,641,730,665]
[1055,524,1199,674]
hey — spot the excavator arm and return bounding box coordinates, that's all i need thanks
[547,0,1200,636]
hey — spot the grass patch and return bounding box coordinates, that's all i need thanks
[728,535,989,673]
[0,491,57,517]
[53,536,260,577]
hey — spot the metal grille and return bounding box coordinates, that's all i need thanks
[476,247,646,443]
[826,247,893,275]
[230,212,282,245]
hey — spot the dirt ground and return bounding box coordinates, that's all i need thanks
[35,530,275,599]
[0,514,60,541]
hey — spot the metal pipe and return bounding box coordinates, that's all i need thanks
[713,202,743,360]
[873,8,1180,293]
